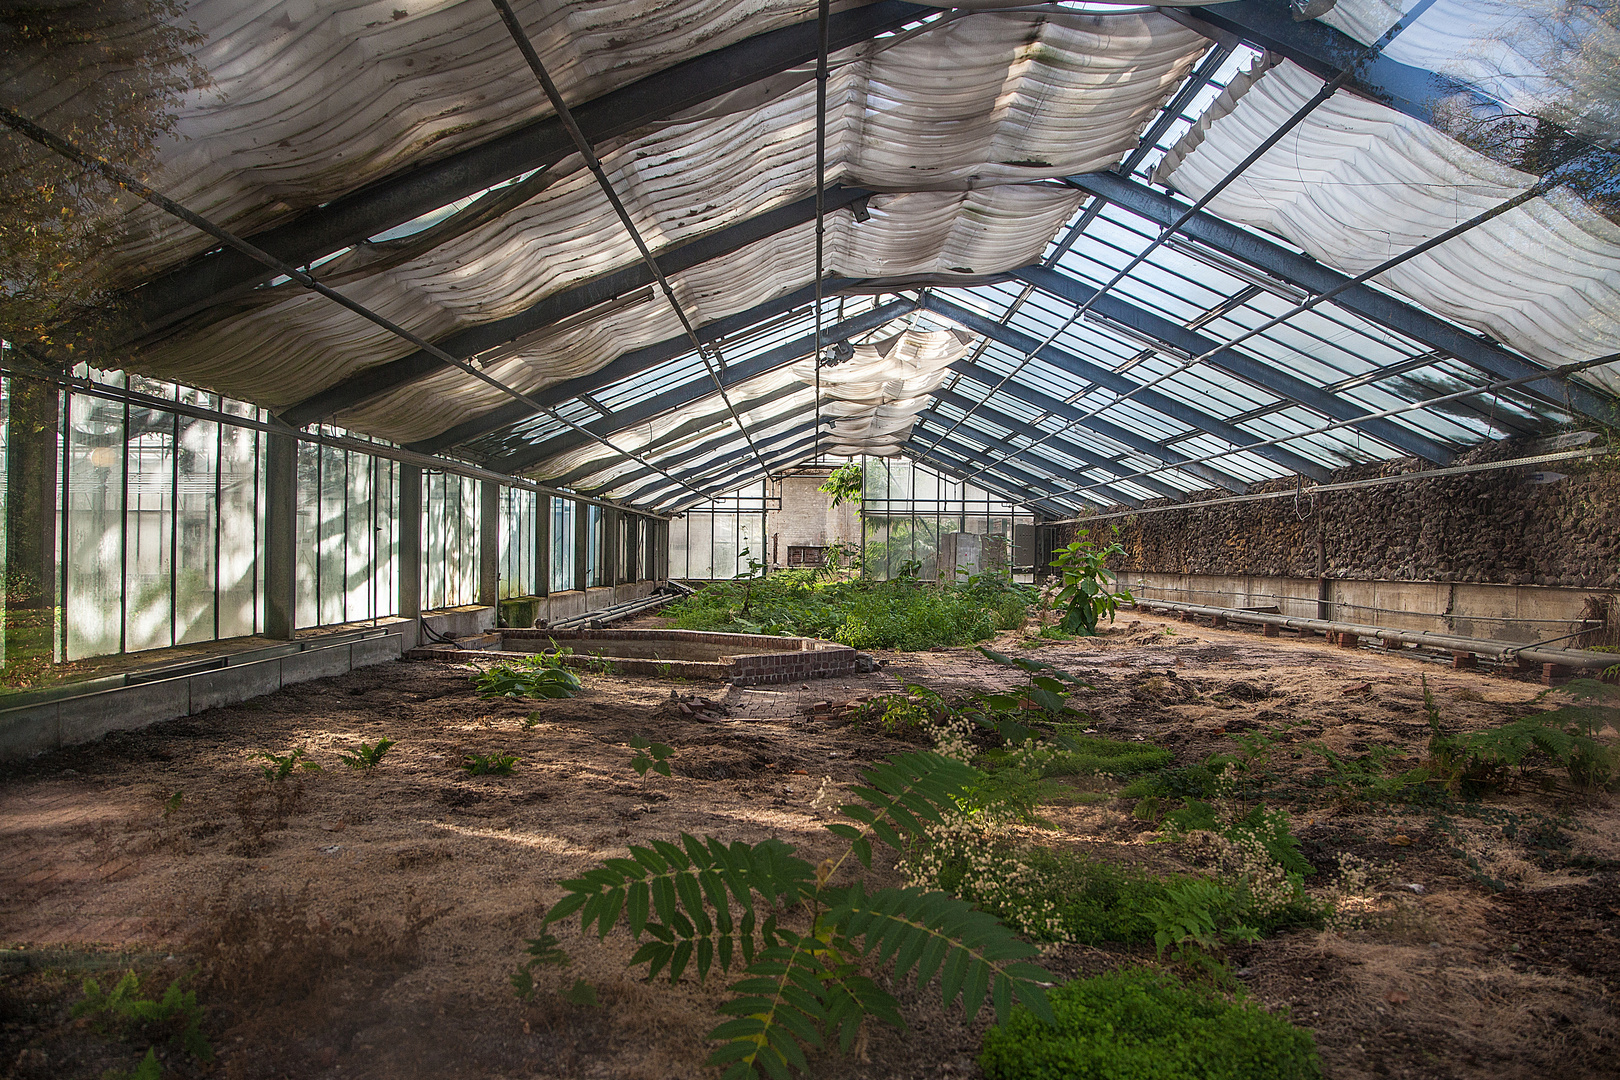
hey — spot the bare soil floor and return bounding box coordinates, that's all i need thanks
[3,613,1617,1079]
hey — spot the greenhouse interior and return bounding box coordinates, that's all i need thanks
[2,2,1619,1078]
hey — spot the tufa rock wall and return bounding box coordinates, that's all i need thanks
[1060,444,1620,589]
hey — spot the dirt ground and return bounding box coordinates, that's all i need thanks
[3,612,1617,1079]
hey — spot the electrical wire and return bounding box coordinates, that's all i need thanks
[0,107,719,506]
[488,0,776,485]
[1001,348,1620,503]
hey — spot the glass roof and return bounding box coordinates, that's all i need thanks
[424,24,1597,515]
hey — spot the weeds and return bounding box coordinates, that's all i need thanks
[462,752,519,776]
[472,652,582,700]
[253,747,319,781]
[666,567,1030,649]
[628,735,674,778]
[72,969,213,1064]
[980,968,1321,1080]
[1047,528,1133,636]
[337,737,395,770]
[525,751,1056,1080]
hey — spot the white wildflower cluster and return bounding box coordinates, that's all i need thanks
[1320,851,1392,932]
[898,816,1072,944]
[924,711,977,765]
[1003,737,1057,776]
[1182,829,1300,919]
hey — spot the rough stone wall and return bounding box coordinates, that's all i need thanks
[1060,444,1620,589]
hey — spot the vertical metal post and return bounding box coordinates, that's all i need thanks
[535,493,551,597]
[479,479,500,609]
[263,430,298,640]
[398,464,423,625]
[573,499,588,593]
[602,506,621,588]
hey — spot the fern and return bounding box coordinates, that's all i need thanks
[535,751,1055,1079]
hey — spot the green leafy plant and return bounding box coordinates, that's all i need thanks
[337,736,395,770]
[1149,877,1256,969]
[1423,677,1619,793]
[1309,742,1427,802]
[850,683,945,740]
[817,463,864,508]
[253,748,320,781]
[1047,528,1133,636]
[73,970,213,1064]
[630,735,675,778]
[1161,799,1313,879]
[510,931,571,1001]
[666,569,1026,650]
[462,752,519,776]
[979,968,1321,1080]
[472,654,582,700]
[530,751,1055,1080]
[108,1046,164,1080]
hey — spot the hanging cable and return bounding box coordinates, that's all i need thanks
[1022,348,1619,504]
[487,0,776,485]
[0,107,718,505]
[813,0,831,465]
[913,0,1442,473]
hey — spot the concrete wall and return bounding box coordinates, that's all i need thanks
[0,629,407,761]
[499,581,660,627]
[1059,442,1620,645]
[1123,572,1611,644]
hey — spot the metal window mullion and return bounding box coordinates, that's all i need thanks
[169,408,178,647]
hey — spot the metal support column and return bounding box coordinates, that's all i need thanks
[536,492,551,597]
[398,464,423,625]
[3,375,59,668]
[263,430,298,640]
[602,506,621,588]
[479,480,500,608]
[573,500,588,593]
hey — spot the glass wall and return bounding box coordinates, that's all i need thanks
[859,458,1031,580]
[423,470,479,611]
[61,374,269,659]
[668,479,771,579]
[295,439,400,629]
[585,504,603,587]
[5,366,645,673]
[499,487,538,598]
[550,496,577,592]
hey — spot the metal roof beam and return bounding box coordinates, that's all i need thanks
[283,187,874,427]
[652,429,826,513]
[1179,1,1461,126]
[127,1,935,334]
[919,292,1330,481]
[1064,170,1616,425]
[491,297,918,474]
[581,405,818,500]
[410,276,858,454]
[903,428,1080,517]
[541,380,810,488]
[943,358,1250,494]
[912,407,1144,506]
[910,419,1099,510]
[899,446,1072,519]
[931,388,1186,500]
[1013,265,1457,465]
